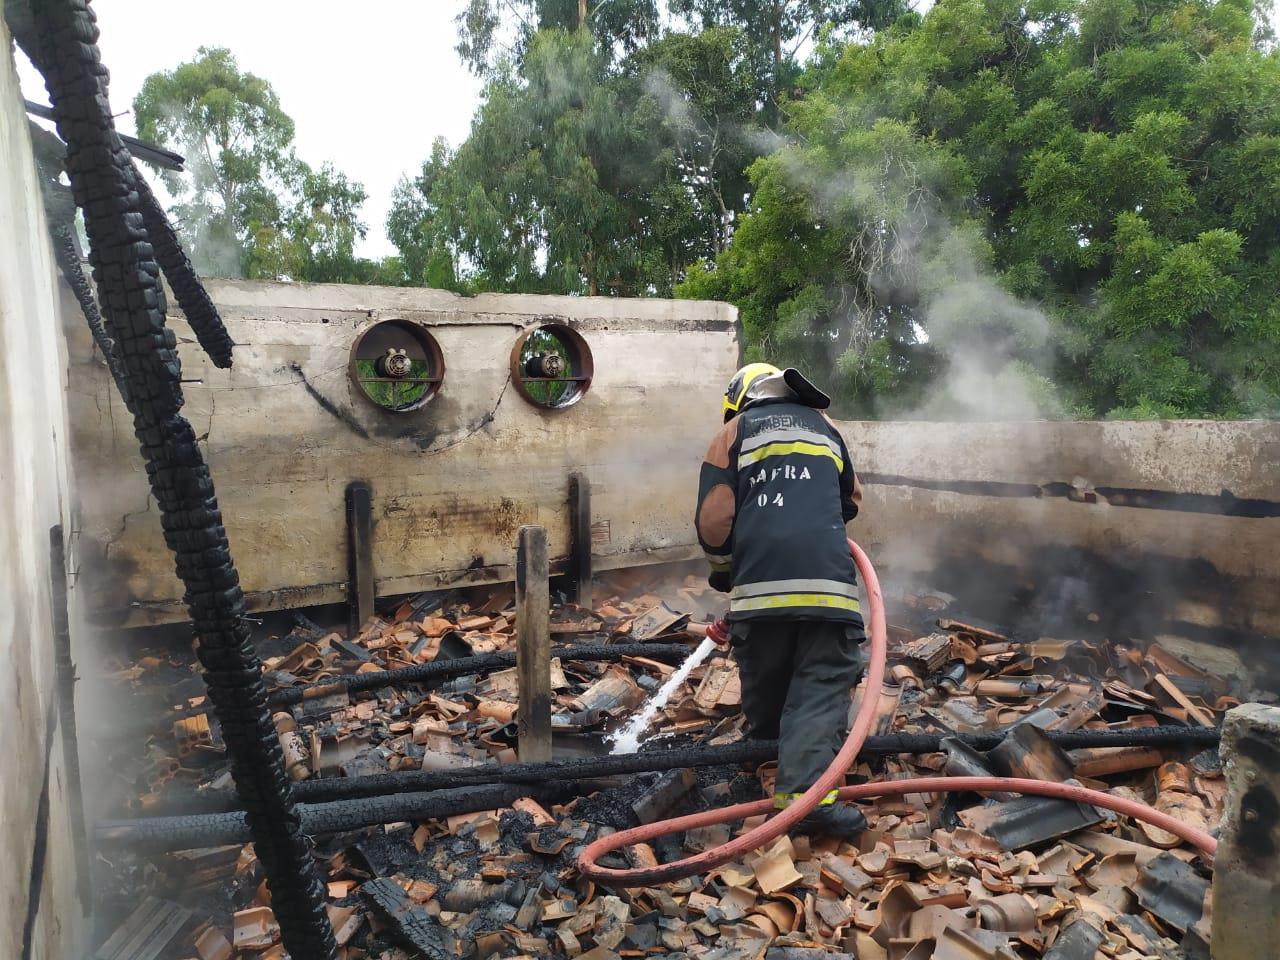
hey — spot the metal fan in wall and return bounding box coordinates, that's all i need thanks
[511,323,593,409]
[350,319,445,412]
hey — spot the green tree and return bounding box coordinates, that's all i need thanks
[625,27,760,260]
[391,30,682,295]
[668,0,907,120]
[456,0,661,76]
[287,164,370,283]
[391,23,766,295]
[680,0,1280,419]
[387,139,461,289]
[134,46,298,276]
[135,47,382,283]
[678,117,992,415]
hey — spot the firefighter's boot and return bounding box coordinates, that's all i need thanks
[796,802,867,841]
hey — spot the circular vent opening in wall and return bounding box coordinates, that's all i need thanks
[510,323,593,409]
[350,319,445,412]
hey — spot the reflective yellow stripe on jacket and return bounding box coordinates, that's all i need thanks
[731,593,861,614]
[737,440,843,472]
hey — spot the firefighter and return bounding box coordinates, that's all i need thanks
[695,362,868,839]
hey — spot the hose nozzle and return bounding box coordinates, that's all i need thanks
[706,618,730,647]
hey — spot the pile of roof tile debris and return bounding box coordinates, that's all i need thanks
[91,568,1242,960]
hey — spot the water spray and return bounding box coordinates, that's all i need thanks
[609,636,719,755]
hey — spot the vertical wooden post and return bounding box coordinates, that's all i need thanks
[516,525,552,763]
[569,472,593,611]
[346,481,375,636]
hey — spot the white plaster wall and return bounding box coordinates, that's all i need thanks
[0,25,84,960]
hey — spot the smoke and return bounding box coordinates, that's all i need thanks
[792,163,1271,675]
[144,101,247,279]
[659,51,1172,651]
[629,40,1258,692]
[188,213,246,280]
[642,68,695,137]
[635,55,1071,424]
[638,47,1068,422]
[895,277,1063,421]
[770,124,1066,420]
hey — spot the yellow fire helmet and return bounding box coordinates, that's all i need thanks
[722,363,833,422]
[722,362,781,421]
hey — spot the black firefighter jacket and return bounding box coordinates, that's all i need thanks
[695,398,864,624]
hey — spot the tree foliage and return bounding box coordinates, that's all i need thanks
[409,2,910,297]
[678,0,1280,418]
[669,0,906,116]
[456,0,661,76]
[389,26,762,295]
[134,47,380,282]
[136,1,1280,420]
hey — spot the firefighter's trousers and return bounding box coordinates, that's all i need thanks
[731,619,866,802]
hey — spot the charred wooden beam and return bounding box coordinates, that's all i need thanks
[345,481,375,636]
[162,642,699,724]
[23,2,334,953]
[516,525,552,763]
[96,782,591,850]
[568,473,593,609]
[361,878,454,960]
[632,768,697,824]
[116,726,1221,819]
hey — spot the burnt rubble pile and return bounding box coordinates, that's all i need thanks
[91,568,1239,960]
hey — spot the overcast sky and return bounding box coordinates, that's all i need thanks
[16,0,483,259]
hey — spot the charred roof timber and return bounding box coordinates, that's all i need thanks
[18,0,336,953]
[23,97,185,170]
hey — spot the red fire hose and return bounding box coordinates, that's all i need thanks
[578,538,1216,887]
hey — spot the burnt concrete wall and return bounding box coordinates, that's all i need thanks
[840,420,1280,645]
[66,279,1279,647]
[67,279,740,626]
[0,27,85,959]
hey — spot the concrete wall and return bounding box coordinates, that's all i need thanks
[65,270,1280,646]
[0,27,85,960]
[839,420,1280,642]
[67,279,740,626]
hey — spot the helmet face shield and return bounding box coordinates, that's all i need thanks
[723,362,781,421]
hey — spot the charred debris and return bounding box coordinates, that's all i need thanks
[87,567,1247,960]
[5,4,1260,959]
